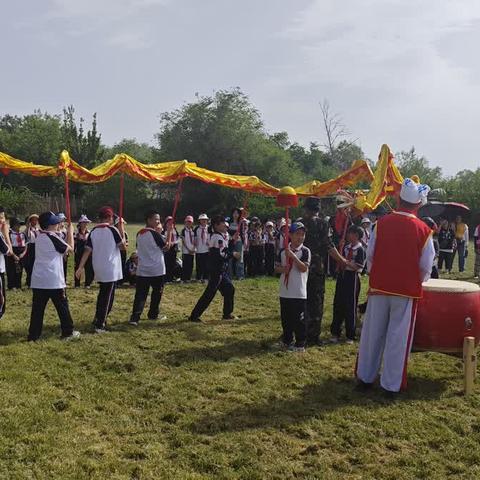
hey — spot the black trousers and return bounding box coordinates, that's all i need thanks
[28,288,74,341]
[280,297,307,347]
[130,275,165,322]
[330,270,360,340]
[190,272,235,320]
[94,282,116,328]
[25,243,35,287]
[74,252,94,287]
[164,249,177,282]
[195,253,209,280]
[182,254,194,281]
[438,251,454,271]
[0,272,6,319]
[6,247,24,289]
[306,268,326,343]
[248,246,265,277]
[265,243,275,276]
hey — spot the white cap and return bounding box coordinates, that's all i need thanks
[198,213,209,220]
[361,217,371,224]
[78,214,91,223]
[400,178,430,205]
[265,221,274,227]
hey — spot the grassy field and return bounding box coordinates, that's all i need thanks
[1,225,480,479]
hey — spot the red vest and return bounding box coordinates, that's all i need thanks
[369,210,432,298]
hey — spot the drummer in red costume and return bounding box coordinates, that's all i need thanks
[356,178,436,395]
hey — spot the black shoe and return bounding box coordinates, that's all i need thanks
[381,388,400,400]
[189,316,202,323]
[222,314,239,320]
[354,380,374,392]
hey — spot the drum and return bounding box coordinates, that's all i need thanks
[413,279,480,353]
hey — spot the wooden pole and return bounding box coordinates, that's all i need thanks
[463,336,476,396]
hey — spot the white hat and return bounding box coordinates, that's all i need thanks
[265,221,274,227]
[78,214,91,223]
[198,213,209,220]
[361,217,371,224]
[400,178,430,205]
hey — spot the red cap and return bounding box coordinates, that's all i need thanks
[98,206,114,218]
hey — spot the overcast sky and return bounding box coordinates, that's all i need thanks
[2,0,480,175]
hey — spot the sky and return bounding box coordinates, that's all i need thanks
[2,0,480,175]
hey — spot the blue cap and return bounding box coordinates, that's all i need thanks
[289,222,306,233]
[39,211,62,229]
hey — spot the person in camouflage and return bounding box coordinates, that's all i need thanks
[298,197,345,345]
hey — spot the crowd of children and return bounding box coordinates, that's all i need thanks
[0,201,466,353]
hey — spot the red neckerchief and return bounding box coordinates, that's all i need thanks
[284,243,302,288]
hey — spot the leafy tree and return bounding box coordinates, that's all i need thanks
[0,111,62,193]
[156,88,304,216]
[396,148,444,188]
[61,106,104,169]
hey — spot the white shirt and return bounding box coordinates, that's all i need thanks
[136,228,166,277]
[9,230,26,248]
[195,225,210,254]
[278,243,311,299]
[31,230,68,289]
[0,232,9,274]
[367,225,436,282]
[86,224,123,282]
[181,227,196,254]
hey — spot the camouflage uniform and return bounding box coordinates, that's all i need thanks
[298,213,333,344]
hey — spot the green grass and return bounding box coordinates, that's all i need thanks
[1,228,480,479]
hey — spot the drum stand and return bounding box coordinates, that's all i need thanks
[463,337,477,396]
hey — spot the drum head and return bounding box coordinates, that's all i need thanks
[422,278,480,293]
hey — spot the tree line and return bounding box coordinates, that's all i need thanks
[0,88,476,222]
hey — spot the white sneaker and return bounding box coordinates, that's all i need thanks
[62,330,81,341]
[345,339,354,345]
[288,345,306,353]
[94,327,108,334]
[128,320,139,326]
[330,336,340,344]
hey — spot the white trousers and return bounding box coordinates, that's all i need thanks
[356,295,417,392]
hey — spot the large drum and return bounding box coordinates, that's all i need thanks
[413,279,480,353]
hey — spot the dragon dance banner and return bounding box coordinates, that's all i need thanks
[0,144,403,211]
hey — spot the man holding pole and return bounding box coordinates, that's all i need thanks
[298,197,346,345]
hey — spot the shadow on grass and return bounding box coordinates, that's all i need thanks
[166,338,271,366]
[191,375,448,434]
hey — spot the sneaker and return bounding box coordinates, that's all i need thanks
[128,320,139,326]
[222,314,239,320]
[189,316,202,323]
[329,336,340,344]
[148,314,167,321]
[288,345,306,353]
[94,327,108,334]
[62,330,81,341]
[273,341,292,351]
[345,339,355,345]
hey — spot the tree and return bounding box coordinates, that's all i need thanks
[156,88,304,217]
[319,100,361,170]
[395,148,444,188]
[61,106,104,169]
[0,111,62,193]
